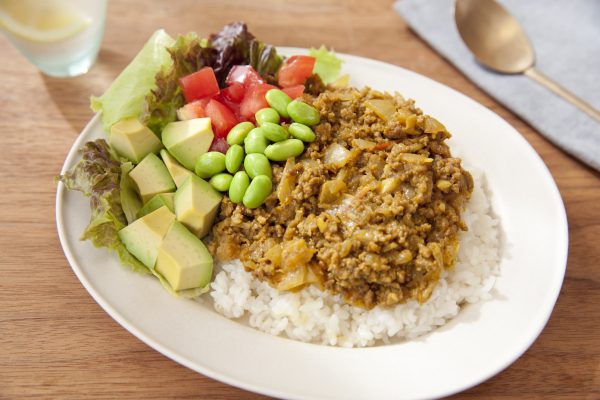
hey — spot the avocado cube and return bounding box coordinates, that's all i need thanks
[174,175,222,238]
[118,206,175,269]
[160,149,194,188]
[109,117,163,163]
[129,153,176,203]
[161,118,213,170]
[155,221,213,291]
[136,193,175,219]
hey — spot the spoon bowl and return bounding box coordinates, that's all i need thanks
[455,0,534,74]
[454,0,600,122]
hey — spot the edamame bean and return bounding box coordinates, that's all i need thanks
[243,153,272,179]
[244,128,269,154]
[265,89,292,118]
[261,122,289,142]
[255,108,280,126]
[287,100,320,126]
[243,175,272,209]
[227,121,255,145]
[225,144,244,173]
[264,139,305,162]
[209,173,233,192]
[194,151,226,178]
[288,122,316,143]
[228,171,250,204]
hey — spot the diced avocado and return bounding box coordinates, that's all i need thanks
[109,117,163,163]
[161,118,213,170]
[160,149,194,188]
[118,206,175,269]
[174,175,222,238]
[155,221,213,291]
[137,193,174,218]
[120,162,143,223]
[129,153,176,203]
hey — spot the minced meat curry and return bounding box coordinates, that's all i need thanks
[209,87,473,309]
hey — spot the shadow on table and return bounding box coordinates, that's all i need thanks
[41,47,131,133]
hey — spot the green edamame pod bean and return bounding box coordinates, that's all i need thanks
[227,121,255,145]
[255,108,280,126]
[228,171,250,204]
[225,144,244,173]
[287,100,320,126]
[243,153,272,179]
[288,122,316,143]
[264,139,305,162]
[194,151,226,178]
[265,89,292,118]
[261,122,289,142]
[243,175,272,209]
[209,173,233,192]
[244,128,269,154]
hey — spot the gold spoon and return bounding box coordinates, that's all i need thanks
[454,0,600,123]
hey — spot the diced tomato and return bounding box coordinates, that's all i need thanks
[209,137,229,154]
[282,84,305,99]
[220,82,245,103]
[277,56,316,88]
[176,100,206,120]
[204,99,237,138]
[240,83,277,121]
[226,65,265,88]
[179,67,220,103]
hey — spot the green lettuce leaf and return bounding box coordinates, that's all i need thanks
[309,45,343,84]
[58,139,149,274]
[91,30,175,132]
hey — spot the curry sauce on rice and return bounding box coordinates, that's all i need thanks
[209,87,474,309]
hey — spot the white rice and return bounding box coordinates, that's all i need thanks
[209,169,501,347]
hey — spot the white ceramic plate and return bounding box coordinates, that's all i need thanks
[56,48,568,400]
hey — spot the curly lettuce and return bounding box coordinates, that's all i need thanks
[58,139,149,274]
[141,32,211,135]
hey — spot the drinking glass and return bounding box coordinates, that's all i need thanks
[0,0,107,77]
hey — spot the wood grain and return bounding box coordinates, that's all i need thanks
[1,0,598,399]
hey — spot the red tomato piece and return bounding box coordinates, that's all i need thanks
[282,84,305,99]
[176,100,206,120]
[209,137,229,154]
[277,56,316,88]
[240,83,277,121]
[226,65,265,88]
[179,67,220,103]
[204,99,237,138]
[220,82,245,103]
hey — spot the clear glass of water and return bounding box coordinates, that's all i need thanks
[0,0,107,78]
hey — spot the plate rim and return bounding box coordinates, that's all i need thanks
[56,47,569,400]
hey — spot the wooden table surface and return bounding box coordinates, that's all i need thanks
[1,0,598,398]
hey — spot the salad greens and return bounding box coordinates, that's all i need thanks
[142,22,283,136]
[91,30,176,133]
[309,45,343,84]
[58,139,149,274]
[62,23,344,298]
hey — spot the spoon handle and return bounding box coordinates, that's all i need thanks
[525,67,600,123]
